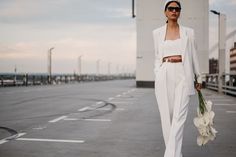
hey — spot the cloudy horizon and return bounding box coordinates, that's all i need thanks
[0,0,235,74]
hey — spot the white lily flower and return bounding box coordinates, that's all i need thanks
[198,126,210,136]
[200,111,215,126]
[193,89,217,146]
[197,135,204,146]
[210,126,218,137]
[197,135,209,146]
[206,100,213,111]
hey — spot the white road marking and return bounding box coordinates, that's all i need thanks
[226,111,236,113]
[116,108,125,111]
[83,119,111,122]
[122,92,127,95]
[108,97,114,100]
[49,116,67,123]
[33,126,47,130]
[96,101,103,105]
[113,98,137,101]
[93,108,110,111]
[0,132,26,145]
[16,138,84,143]
[116,94,121,97]
[64,118,78,121]
[109,101,133,104]
[78,107,91,112]
[212,99,235,102]
[215,104,236,106]
[63,118,112,122]
[0,140,7,145]
[23,90,31,93]
[15,133,27,138]
[95,108,125,111]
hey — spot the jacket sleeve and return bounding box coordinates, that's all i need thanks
[152,30,161,76]
[191,29,202,84]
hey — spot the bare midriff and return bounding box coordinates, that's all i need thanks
[162,55,182,63]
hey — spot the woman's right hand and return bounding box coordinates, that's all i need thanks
[195,83,202,91]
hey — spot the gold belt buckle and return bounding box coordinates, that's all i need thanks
[164,58,170,62]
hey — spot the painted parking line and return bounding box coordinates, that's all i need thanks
[64,118,78,121]
[64,118,112,122]
[0,133,26,145]
[78,107,91,112]
[49,116,67,123]
[226,111,236,113]
[95,108,125,111]
[23,90,31,93]
[113,98,138,101]
[16,138,85,143]
[33,126,47,130]
[96,101,103,105]
[212,99,236,102]
[108,97,114,101]
[108,101,133,104]
[215,104,236,106]
[83,119,111,122]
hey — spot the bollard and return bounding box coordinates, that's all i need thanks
[65,76,67,83]
[1,77,3,87]
[32,75,35,85]
[25,73,28,86]
[40,76,43,85]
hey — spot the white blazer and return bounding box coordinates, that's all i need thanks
[152,24,202,96]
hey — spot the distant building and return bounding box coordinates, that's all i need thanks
[230,42,236,73]
[209,58,218,74]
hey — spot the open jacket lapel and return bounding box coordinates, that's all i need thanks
[157,25,166,62]
[179,26,188,64]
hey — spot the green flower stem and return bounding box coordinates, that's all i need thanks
[194,74,207,115]
[198,90,207,114]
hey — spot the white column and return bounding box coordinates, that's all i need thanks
[218,14,226,93]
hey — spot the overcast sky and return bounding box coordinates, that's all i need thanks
[0,0,235,74]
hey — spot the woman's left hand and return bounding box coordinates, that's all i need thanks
[195,83,202,91]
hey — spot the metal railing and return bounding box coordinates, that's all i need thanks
[0,73,135,87]
[205,73,236,96]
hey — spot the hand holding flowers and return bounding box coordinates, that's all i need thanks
[193,75,218,146]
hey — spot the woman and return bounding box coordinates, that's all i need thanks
[152,0,202,157]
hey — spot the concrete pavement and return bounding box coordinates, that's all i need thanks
[0,79,236,157]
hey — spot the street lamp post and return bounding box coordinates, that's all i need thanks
[107,62,111,75]
[210,10,226,93]
[96,59,101,76]
[48,47,54,84]
[116,64,120,75]
[78,55,83,76]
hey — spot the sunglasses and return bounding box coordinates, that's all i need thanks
[167,7,181,12]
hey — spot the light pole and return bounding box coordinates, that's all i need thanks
[116,64,120,75]
[96,59,101,75]
[107,62,111,75]
[210,10,226,93]
[48,47,54,84]
[132,0,136,18]
[78,55,83,76]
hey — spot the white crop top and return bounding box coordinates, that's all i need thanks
[162,38,182,57]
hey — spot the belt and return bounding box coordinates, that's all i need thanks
[162,56,182,63]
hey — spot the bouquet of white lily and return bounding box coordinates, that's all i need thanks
[193,76,218,146]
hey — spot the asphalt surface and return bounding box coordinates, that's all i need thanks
[0,79,236,157]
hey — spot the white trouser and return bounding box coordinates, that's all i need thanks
[155,62,190,157]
